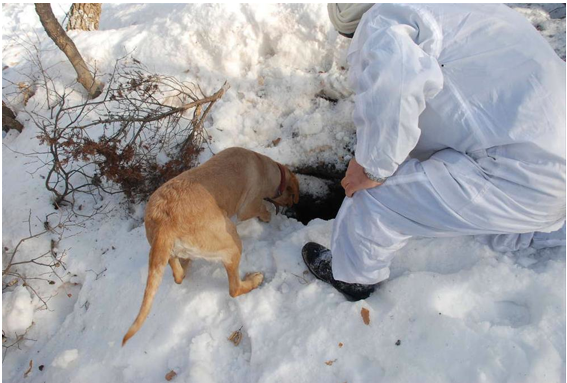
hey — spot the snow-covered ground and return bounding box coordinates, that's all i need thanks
[2,3,565,383]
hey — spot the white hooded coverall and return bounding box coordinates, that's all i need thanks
[330,4,566,285]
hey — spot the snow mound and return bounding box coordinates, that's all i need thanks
[2,286,34,337]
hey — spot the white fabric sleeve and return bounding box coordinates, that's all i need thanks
[348,8,444,179]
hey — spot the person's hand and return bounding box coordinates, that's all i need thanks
[340,158,383,197]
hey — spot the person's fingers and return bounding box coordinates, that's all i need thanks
[346,183,357,197]
[352,181,365,196]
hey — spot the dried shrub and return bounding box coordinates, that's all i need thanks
[29,57,229,206]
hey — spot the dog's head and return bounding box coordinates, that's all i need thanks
[271,167,300,208]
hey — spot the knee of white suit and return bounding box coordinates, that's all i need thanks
[475,233,535,252]
[532,222,566,249]
[476,221,566,252]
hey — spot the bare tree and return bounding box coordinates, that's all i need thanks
[34,3,103,99]
[66,3,102,31]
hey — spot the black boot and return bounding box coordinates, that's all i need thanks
[301,242,376,301]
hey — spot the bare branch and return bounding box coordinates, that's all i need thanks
[15,55,229,205]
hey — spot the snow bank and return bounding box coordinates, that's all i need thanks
[2,3,357,175]
[296,174,332,198]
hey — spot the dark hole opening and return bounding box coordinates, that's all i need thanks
[284,175,346,225]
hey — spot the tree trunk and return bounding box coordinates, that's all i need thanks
[66,3,102,31]
[35,3,103,99]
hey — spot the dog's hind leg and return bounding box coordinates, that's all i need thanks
[224,252,264,297]
[221,220,264,297]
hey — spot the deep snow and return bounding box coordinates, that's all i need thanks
[2,3,566,383]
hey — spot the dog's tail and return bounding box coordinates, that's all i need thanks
[122,231,172,346]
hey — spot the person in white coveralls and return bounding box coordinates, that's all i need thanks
[302,3,566,301]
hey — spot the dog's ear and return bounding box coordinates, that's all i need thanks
[288,172,300,204]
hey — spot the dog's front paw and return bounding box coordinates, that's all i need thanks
[245,272,264,289]
[258,211,271,223]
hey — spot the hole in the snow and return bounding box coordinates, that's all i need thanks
[284,173,345,225]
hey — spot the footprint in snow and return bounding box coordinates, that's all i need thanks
[435,290,531,328]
